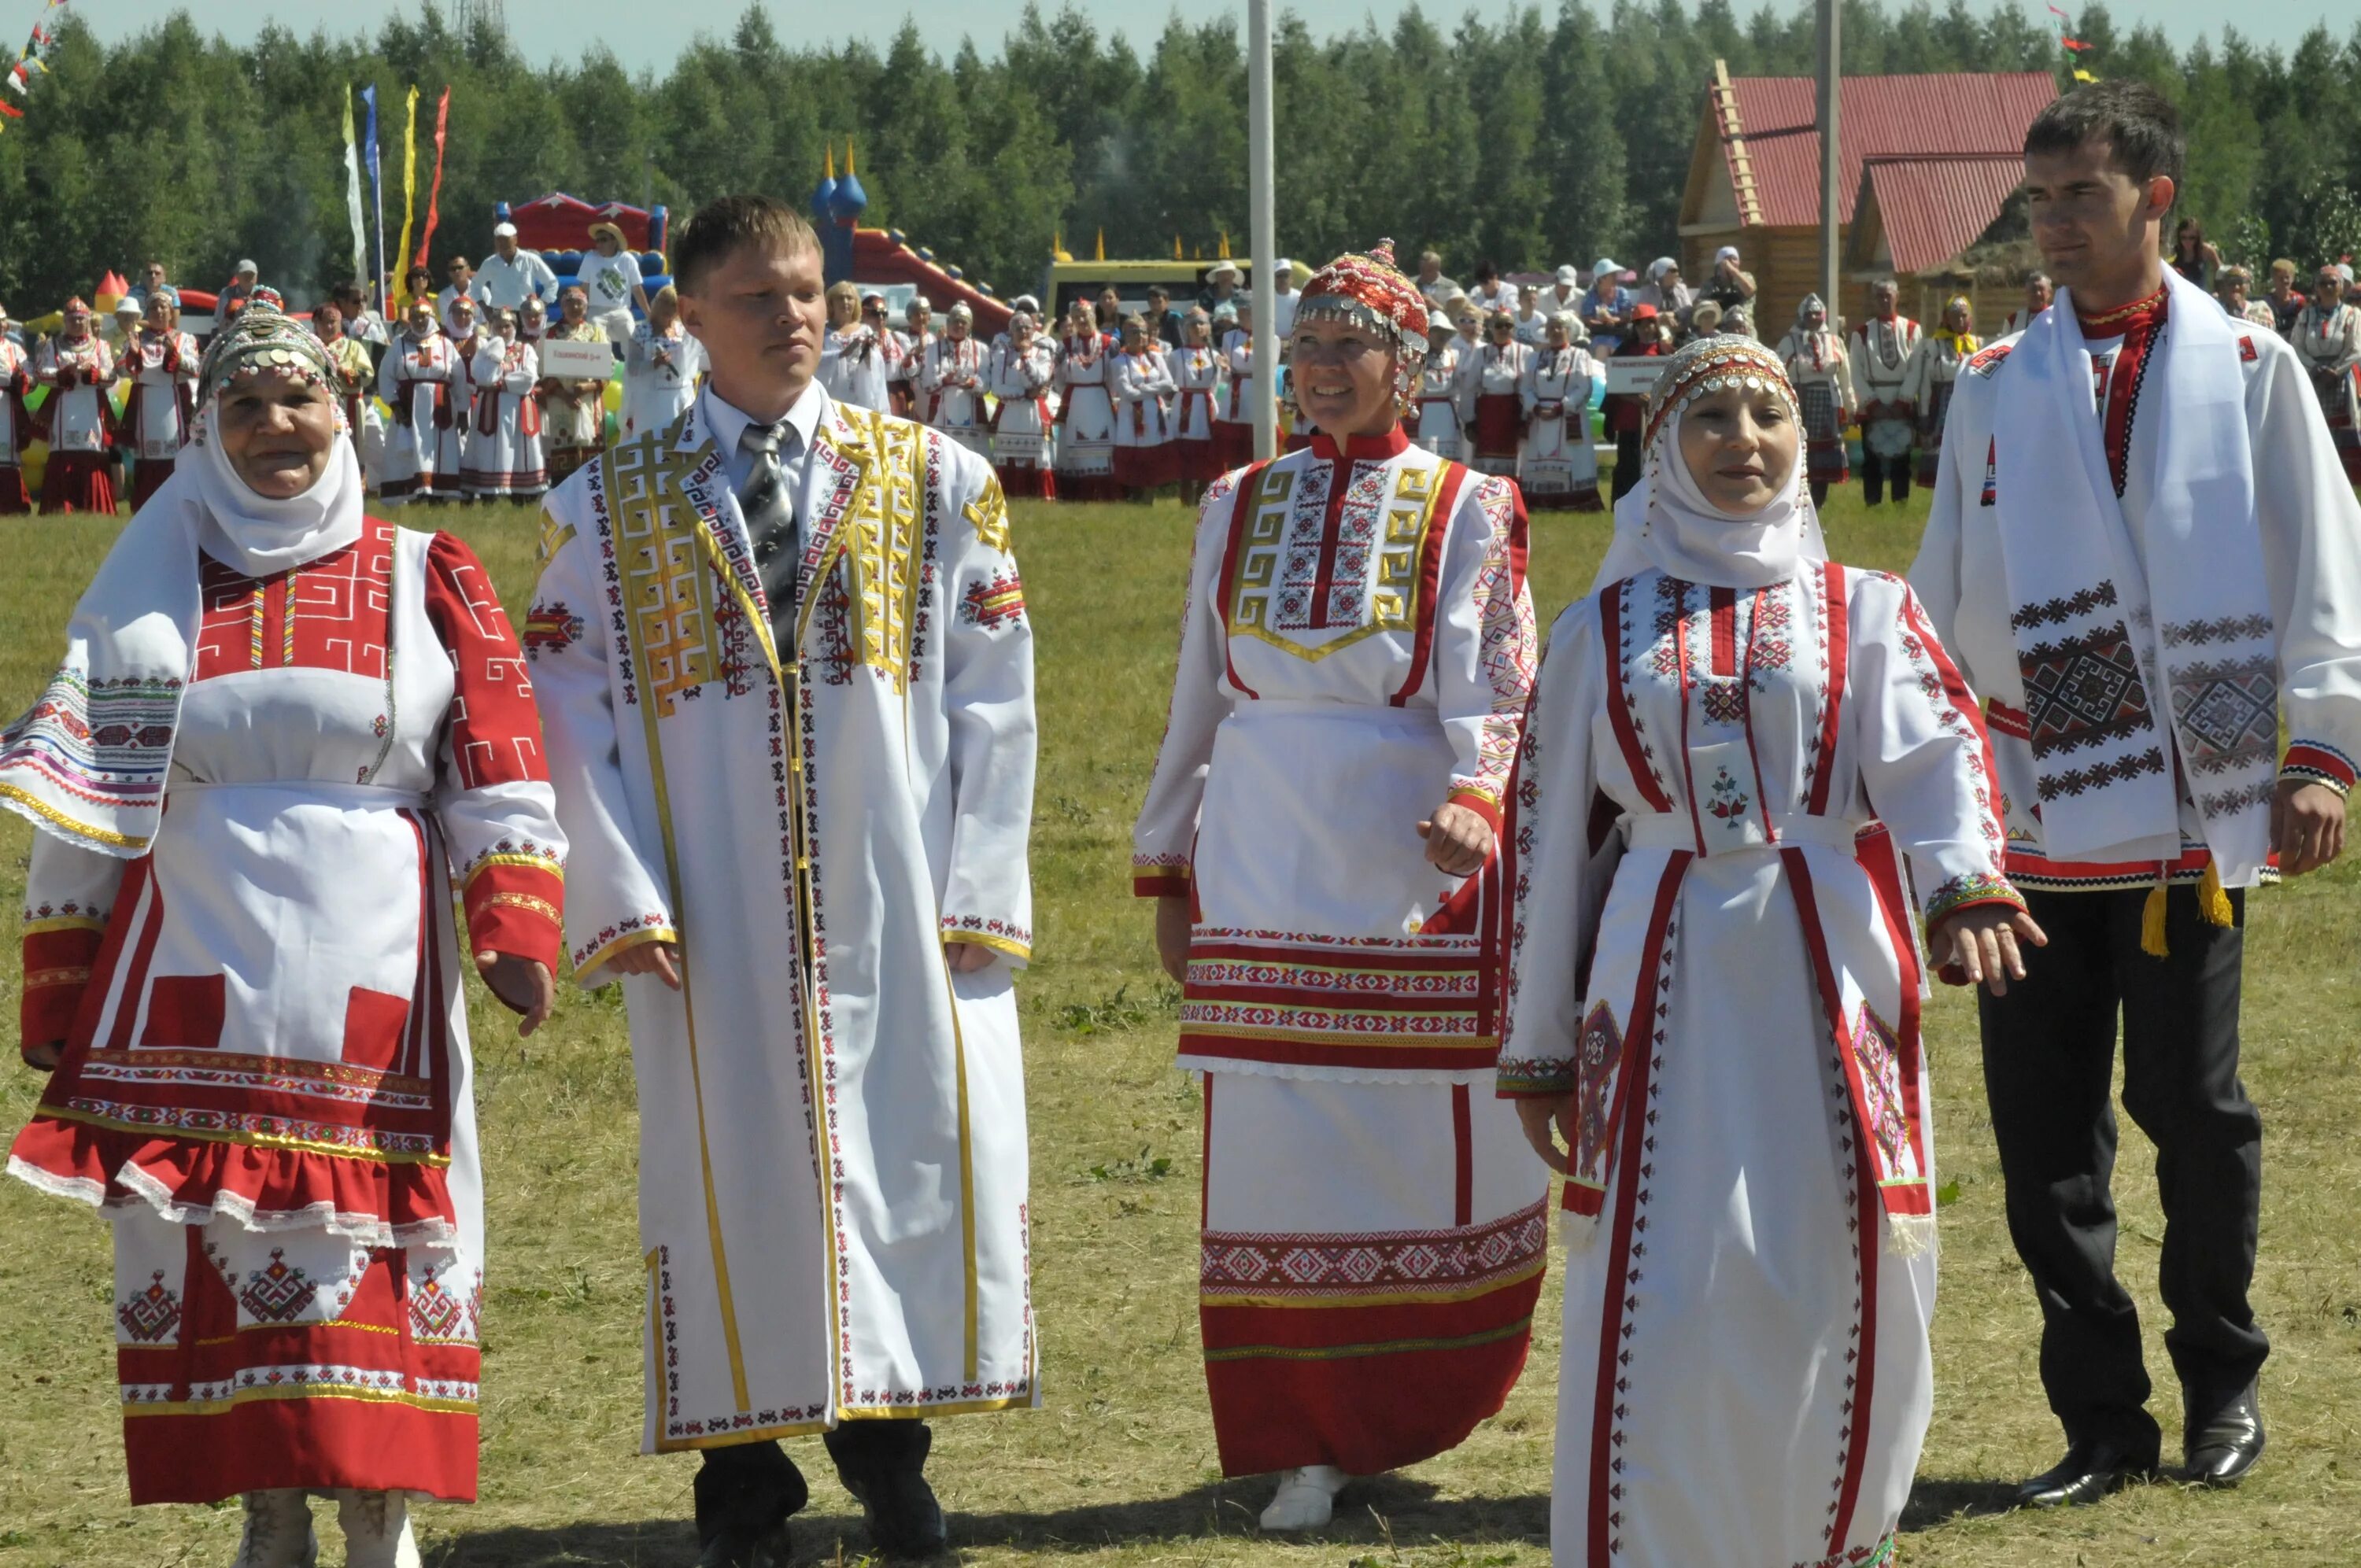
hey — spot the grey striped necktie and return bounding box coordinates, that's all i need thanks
[740,420,799,640]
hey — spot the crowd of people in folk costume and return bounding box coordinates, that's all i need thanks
[9,80,2361,1568]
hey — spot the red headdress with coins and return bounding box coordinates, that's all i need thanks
[1293,238,1432,404]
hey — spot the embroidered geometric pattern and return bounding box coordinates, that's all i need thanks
[1849,1005,1912,1174]
[116,1272,183,1343]
[1200,1198,1547,1301]
[2011,581,2120,632]
[2018,629,2153,757]
[2169,657,2279,775]
[2282,739,2359,796]
[521,599,584,658]
[1228,458,1444,655]
[1572,1001,1623,1184]
[1921,870,2024,925]
[1180,928,1493,1070]
[2160,614,2275,647]
[959,571,1026,630]
[2034,747,2168,801]
[237,1250,320,1324]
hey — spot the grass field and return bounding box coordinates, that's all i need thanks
[2,481,2358,1567]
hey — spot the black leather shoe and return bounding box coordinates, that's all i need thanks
[696,1522,791,1568]
[2013,1439,2161,1508]
[2185,1383,2266,1487]
[827,1424,950,1558]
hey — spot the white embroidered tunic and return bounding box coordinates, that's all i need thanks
[378,330,467,503]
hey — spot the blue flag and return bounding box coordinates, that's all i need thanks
[360,85,386,308]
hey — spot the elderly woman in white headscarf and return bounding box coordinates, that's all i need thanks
[1506,335,2039,1568]
[2,305,566,1567]
[1776,293,1857,507]
[1518,311,1602,510]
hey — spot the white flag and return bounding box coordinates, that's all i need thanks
[342,87,368,288]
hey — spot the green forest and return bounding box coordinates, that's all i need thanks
[2,0,2357,314]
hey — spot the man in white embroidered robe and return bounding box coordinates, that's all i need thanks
[1912,84,2361,1507]
[529,196,1038,1566]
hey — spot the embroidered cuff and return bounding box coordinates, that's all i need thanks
[1495,1056,1578,1098]
[20,925,102,1056]
[1921,869,2027,928]
[1133,861,1192,899]
[2280,740,2356,798]
[462,854,566,973]
[1445,787,1504,834]
[941,913,1033,964]
[571,916,675,985]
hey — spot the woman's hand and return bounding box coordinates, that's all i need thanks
[1929,905,2046,995]
[605,938,682,991]
[476,953,556,1036]
[1417,800,1495,877]
[1155,895,1192,985]
[945,939,997,974]
[21,1040,63,1071]
[1516,1095,1576,1175]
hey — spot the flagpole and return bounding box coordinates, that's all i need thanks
[1247,0,1276,460]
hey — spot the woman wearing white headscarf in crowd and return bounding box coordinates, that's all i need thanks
[919,301,992,458]
[1410,315,1466,459]
[116,290,200,510]
[3,304,563,1568]
[987,308,1059,499]
[1509,334,2037,1568]
[1462,308,1531,478]
[1905,295,1978,489]
[1055,298,1121,501]
[1210,297,1260,472]
[1169,311,1225,504]
[1110,312,1179,500]
[1519,312,1602,511]
[1638,256,1696,323]
[34,297,117,514]
[463,306,547,500]
[1777,293,1857,507]
[379,295,467,504]
[621,284,703,438]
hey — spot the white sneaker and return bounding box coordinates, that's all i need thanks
[1259,1464,1349,1531]
[335,1492,423,1568]
[231,1491,317,1568]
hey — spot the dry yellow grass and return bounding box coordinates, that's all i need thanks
[1,485,2355,1566]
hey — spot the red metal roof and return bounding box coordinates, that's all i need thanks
[1720,72,2056,229]
[1859,155,2027,273]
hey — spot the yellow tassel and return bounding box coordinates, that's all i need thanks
[2140,880,2170,958]
[2197,861,2235,928]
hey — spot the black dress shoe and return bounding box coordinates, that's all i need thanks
[2014,1439,2161,1508]
[826,1422,950,1558]
[696,1522,791,1568]
[2185,1383,2266,1487]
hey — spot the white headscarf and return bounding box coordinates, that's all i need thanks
[1592,337,1827,592]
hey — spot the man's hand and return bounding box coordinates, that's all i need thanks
[1930,905,2047,996]
[607,938,682,991]
[1417,800,1495,878]
[476,953,556,1037]
[1515,1095,1576,1175]
[2271,778,2347,876]
[945,939,997,974]
[1155,894,1192,985]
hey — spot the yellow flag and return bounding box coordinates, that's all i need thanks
[390,87,420,312]
[2071,68,2099,82]
[1095,228,1106,261]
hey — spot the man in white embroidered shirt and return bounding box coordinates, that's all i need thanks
[527,194,1039,1566]
[469,220,560,341]
[1912,82,2361,1510]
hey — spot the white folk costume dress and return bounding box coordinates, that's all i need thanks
[1912,272,2361,899]
[890,328,933,418]
[1519,342,1602,511]
[1170,342,1225,485]
[464,337,547,500]
[1465,339,1531,476]
[538,321,610,486]
[1851,313,1920,488]
[118,327,199,510]
[1905,315,1976,488]
[36,329,117,514]
[379,328,466,504]
[2290,299,2361,484]
[1509,339,2020,1568]
[1110,345,1178,490]
[1411,342,1465,460]
[986,338,1059,499]
[529,382,1040,1452]
[1779,307,1856,489]
[623,322,704,439]
[2,351,565,1503]
[1133,425,1545,1478]
[1055,331,1119,501]
[819,325,892,414]
[0,336,33,512]
[918,335,992,458]
[1213,329,1260,471]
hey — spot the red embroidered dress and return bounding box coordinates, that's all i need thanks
[1132,426,1545,1478]
[9,521,564,1504]
[0,337,34,513]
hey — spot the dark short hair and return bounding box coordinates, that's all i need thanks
[2024,80,2185,191]
[674,195,821,295]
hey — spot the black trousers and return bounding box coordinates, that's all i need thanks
[1860,449,1912,505]
[1978,884,2266,1457]
[1610,430,1642,501]
[695,1422,929,1537]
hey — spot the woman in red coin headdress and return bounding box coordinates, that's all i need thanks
[1133,240,1544,1533]
[4,305,564,1566]
[35,297,118,514]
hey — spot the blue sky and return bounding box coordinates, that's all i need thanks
[72,0,2357,61]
